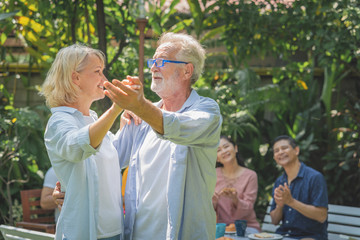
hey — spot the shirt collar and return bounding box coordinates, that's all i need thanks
[156,89,199,113]
[51,106,78,114]
[50,106,98,119]
[297,161,306,178]
[281,161,306,182]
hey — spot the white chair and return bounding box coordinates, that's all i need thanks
[0,225,55,240]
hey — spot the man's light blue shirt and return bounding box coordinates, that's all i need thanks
[114,90,222,240]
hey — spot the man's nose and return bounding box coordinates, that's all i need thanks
[150,63,159,72]
[278,149,285,155]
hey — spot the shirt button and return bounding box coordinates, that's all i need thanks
[288,230,292,233]
[289,208,292,211]
[286,220,289,224]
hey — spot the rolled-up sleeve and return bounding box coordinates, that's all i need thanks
[45,112,97,163]
[160,98,222,148]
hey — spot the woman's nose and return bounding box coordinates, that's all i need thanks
[102,73,108,82]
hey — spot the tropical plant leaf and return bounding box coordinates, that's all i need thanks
[0,10,19,21]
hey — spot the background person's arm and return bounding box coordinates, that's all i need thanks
[40,187,58,209]
[287,199,328,223]
[278,183,328,223]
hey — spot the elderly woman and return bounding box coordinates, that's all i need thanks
[213,135,261,234]
[40,44,136,240]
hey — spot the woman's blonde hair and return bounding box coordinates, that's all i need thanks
[158,32,206,84]
[40,44,105,108]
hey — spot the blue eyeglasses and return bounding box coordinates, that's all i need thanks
[147,58,188,68]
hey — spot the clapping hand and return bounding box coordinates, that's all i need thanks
[274,182,293,207]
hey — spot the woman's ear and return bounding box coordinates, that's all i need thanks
[72,71,80,85]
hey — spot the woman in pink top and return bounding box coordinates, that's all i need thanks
[212,136,261,233]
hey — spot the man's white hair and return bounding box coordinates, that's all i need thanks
[158,32,206,84]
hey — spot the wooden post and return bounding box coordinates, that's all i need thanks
[136,18,148,84]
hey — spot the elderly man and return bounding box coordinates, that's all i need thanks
[104,32,222,240]
[270,135,328,240]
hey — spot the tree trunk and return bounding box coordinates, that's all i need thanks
[96,0,107,65]
[71,0,78,43]
[95,0,111,112]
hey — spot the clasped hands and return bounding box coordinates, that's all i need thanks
[274,182,294,207]
[213,187,238,207]
[104,76,144,112]
[105,76,144,126]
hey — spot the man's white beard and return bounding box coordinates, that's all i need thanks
[150,76,164,94]
[151,74,175,96]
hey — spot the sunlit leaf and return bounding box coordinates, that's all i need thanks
[28,4,38,12]
[21,29,38,42]
[18,16,44,33]
[89,23,95,34]
[41,55,51,61]
[0,32,7,45]
[200,25,226,43]
[169,19,192,33]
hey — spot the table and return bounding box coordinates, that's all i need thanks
[223,233,296,240]
[223,233,248,240]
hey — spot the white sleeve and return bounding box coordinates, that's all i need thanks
[43,167,58,188]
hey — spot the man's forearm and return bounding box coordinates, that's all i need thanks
[134,99,164,135]
[270,206,283,225]
[287,198,328,223]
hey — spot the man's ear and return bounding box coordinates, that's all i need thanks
[295,146,300,156]
[184,63,194,79]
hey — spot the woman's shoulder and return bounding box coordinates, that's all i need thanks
[242,167,258,177]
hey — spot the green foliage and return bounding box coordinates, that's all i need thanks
[186,0,360,219]
[322,93,360,205]
[193,0,360,217]
[0,84,49,225]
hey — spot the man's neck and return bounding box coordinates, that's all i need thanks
[161,89,191,112]
[284,160,301,184]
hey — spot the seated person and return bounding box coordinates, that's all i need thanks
[270,135,328,239]
[212,135,261,234]
[40,167,59,222]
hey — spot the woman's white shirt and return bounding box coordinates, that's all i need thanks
[83,116,123,239]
